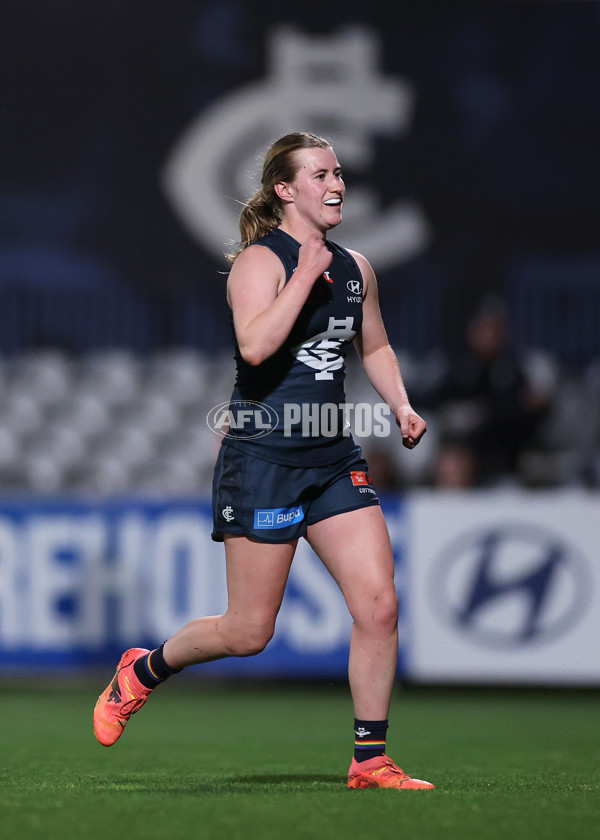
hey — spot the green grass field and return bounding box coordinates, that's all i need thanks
[1,678,598,840]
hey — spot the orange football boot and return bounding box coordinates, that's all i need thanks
[348,754,435,789]
[93,647,152,746]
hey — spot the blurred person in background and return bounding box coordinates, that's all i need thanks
[93,132,434,791]
[431,436,481,489]
[434,295,548,486]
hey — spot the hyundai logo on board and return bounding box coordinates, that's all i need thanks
[430,522,592,649]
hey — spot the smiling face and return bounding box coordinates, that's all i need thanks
[276,146,345,238]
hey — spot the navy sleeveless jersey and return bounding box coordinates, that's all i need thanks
[223,227,364,466]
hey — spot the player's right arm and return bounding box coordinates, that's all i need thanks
[227,233,332,366]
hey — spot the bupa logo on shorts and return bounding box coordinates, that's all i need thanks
[206,400,279,439]
[254,506,305,529]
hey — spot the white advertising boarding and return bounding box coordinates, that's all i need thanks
[407,491,600,685]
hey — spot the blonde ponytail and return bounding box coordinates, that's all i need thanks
[225,191,282,265]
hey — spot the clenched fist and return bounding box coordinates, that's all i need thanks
[297,233,333,282]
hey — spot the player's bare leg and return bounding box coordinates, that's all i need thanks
[307,506,434,789]
[94,536,295,745]
[307,506,398,719]
[163,536,296,666]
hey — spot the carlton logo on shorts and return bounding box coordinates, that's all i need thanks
[254,506,305,529]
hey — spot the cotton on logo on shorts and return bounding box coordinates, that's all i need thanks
[207,400,279,439]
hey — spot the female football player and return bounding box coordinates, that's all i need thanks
[94,131,434,790]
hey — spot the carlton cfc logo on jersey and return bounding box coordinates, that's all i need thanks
[292,316,356,380]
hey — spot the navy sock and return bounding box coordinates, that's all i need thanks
[133,643,182,690]
[354,718,389,762]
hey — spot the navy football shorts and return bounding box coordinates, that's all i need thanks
[211,443,380,543]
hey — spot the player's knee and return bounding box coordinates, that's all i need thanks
[228,619,275,657]
[380,589,400,629]
[355,588,399,634]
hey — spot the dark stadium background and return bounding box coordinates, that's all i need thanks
[1,0,598,361]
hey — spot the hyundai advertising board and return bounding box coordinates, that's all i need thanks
[0,492,597,684]
[407,491,599,685]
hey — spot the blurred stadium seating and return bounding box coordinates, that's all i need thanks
[0,348,222,494]
[0,345,597,494]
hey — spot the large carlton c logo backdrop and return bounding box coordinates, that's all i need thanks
[408,492,599,684]
[161,26,431,273]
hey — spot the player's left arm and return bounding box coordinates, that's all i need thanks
[349,249,426,450]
